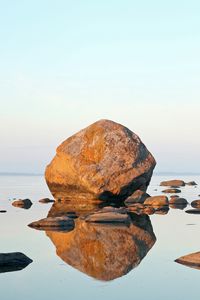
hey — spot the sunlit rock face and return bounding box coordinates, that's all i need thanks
[45,119,156,201]
[46,208,156,281]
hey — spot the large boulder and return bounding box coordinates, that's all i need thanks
[45,120,156,201]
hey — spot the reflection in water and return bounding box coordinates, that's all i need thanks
[44,202,156,281]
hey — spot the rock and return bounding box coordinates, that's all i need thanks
[0,252,32,273]
[191,200,200,208]
[127,205,155,215]
[94,206,127,214]
[175,252,200,269]
[12,199,32,209]
[186,181,197,186]
[170,203,187,210]
[39,198,55,203]
[162,188,181,194]
[169,197,188,205]
[160,180,185,187]
[125,190,150,205]
[46,214,156,281]
[28,216,74,232]
[45,119,156,201]
[0,210,7,213]
[144,195,169,207]
[84,212,130,224]
[185,209,200,214]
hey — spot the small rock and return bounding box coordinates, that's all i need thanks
[170,203,187,210]
[125,190,150,205]
[28,216,74,231]
[144,195,169,207]
[0,210,7,213]
[169,197,188,205]
[160,180,185,187]
[185,209,200,214]
[95,206,127,214]
[154,207,169,215]
[0,252,32,273]
[191,200,200,208]
[84,212,130,224]
[39,198,55,203]
[175,251,200,269]
[186,181,197,186]
[162,188,181,194]
[12,199,32,209]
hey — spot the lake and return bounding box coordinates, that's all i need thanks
[1,174,200,300]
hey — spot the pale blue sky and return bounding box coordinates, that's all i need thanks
[0,0,200,173]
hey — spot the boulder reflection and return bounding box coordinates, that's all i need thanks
[45,202,156,281]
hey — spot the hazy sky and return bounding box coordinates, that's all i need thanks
[0,0,200,173]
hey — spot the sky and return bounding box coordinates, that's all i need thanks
[0,0,200,173]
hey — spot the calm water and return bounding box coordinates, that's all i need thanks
[1,174,200,300]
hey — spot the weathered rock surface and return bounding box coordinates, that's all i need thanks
[28,216,74,232]
[12,199,32,209]
[144,195,169,207]
[45,119,156,201]
[0,252,32,273]
[185,209,200,214]
[39,198,55,203]
[191,200,200,208]
[160,180,185,187]
[46,214,156,281]
[175,251,200,269]
[125,190,150,205]
[162,188,181,194]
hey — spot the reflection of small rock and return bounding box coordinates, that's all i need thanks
[28,216,74,232]
[162,188,181,194]
[185,209,200,214]
[0,252,32,273]
[12,199,32,209]
[175,251,200,269]
[0,210,7,213]
[125,190,150,205]
[144,195,169,207]
[127,204,155,215]
[154,207,169,215]
[160,180,185,187]
[186,181,197,186]
[191,200,200,208]
[39,198,55,203]
[84,212,130,224]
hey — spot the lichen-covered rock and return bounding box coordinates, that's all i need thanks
[45,120,156,201]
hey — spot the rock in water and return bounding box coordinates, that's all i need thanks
[160,179,185,187]
[0,252,32,273]
[175,252,200,269]
[12,199,32,209]
[45,120,156,201]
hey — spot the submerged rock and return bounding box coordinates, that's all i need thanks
[191,200,200,208]
[12,199,32,209]
[162,188,181,194]
[160,180,185,187]
[45,119,156,201]
[175,251,200,269]
[144,195,169,207]
[0,252,32,273]
[28,216,74,232]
